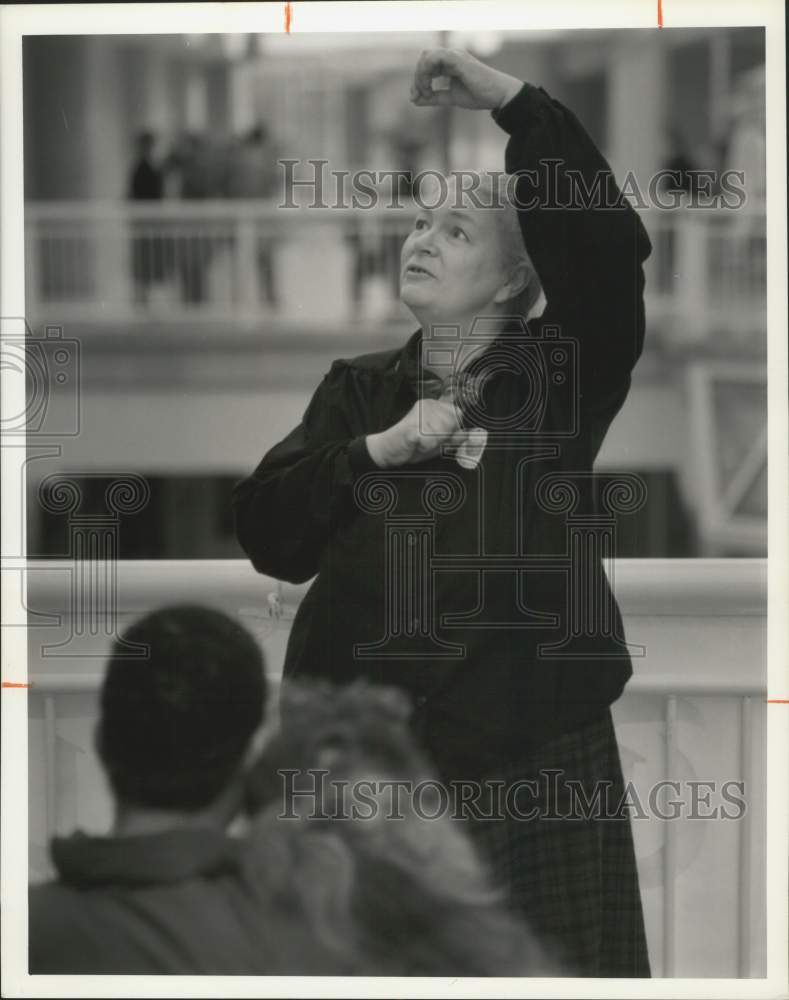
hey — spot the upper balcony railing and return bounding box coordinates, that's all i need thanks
[24,200,767,346]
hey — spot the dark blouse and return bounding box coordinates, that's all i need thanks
[233,82,652,780]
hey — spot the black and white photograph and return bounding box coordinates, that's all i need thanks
[1,1,787,996]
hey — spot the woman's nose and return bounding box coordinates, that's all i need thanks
[412,230,438,255]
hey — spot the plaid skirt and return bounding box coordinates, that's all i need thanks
[453,710,651,978]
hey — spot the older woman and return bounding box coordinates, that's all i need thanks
[234,49,652,976]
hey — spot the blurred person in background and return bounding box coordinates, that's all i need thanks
[226,123,278,199]
[129,129,165,201]
[169,132,216,303]
[235,48,652,976]
[713,64,767,298]
[659,123,699,198]
[722,64,766,206]
[29,606,271,975]
[226,123,280,307]
[654,122,698,291]
[171,132,216,200]
[128,129,166,305]
[243,681,560,976]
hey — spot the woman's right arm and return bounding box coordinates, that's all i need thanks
[233,366,377,584]
[234,359,467,581]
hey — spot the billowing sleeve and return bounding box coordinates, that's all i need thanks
[492,82,652,412]
[233,363,377,584]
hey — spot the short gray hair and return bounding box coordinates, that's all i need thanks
[474,172,543,319]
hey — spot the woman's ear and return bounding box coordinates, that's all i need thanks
[493,258,532,305]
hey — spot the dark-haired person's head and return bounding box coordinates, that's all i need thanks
[97,605,266,830]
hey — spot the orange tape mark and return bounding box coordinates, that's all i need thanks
[2,681,31,689]
[657,0,664,28]
[284,2,292,34]
[766,699,789,704]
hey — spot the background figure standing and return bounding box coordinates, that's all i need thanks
[655,123,698,292]
[721,64,766,205]
[226,123,279,308]
[171,133,215,304]
[128,130,165,305]
[660,123,698,198]
[716,65,767,298]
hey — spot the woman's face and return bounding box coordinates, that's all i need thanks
[399,175,512,325]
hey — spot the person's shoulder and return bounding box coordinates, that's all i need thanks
[30,878,64,902]
[328,345,404,377]
[29,880,84,960]
[30,878,80,921]
[29,878,121,974]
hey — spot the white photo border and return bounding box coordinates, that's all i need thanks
[1,2,786,998]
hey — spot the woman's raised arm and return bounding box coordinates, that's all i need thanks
[412,48,653,411]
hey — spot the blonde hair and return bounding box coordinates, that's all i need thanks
[240,681,556,976]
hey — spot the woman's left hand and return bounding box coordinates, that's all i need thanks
[410,48,522,112]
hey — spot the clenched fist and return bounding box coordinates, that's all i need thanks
[365,397,466,468]
[409,48,523,112]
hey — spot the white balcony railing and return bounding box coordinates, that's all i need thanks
[24,201,767,342]
[20,558,768,977]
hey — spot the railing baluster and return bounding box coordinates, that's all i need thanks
[238,215,257,318]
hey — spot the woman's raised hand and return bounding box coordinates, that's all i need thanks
[410,48,523,112]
